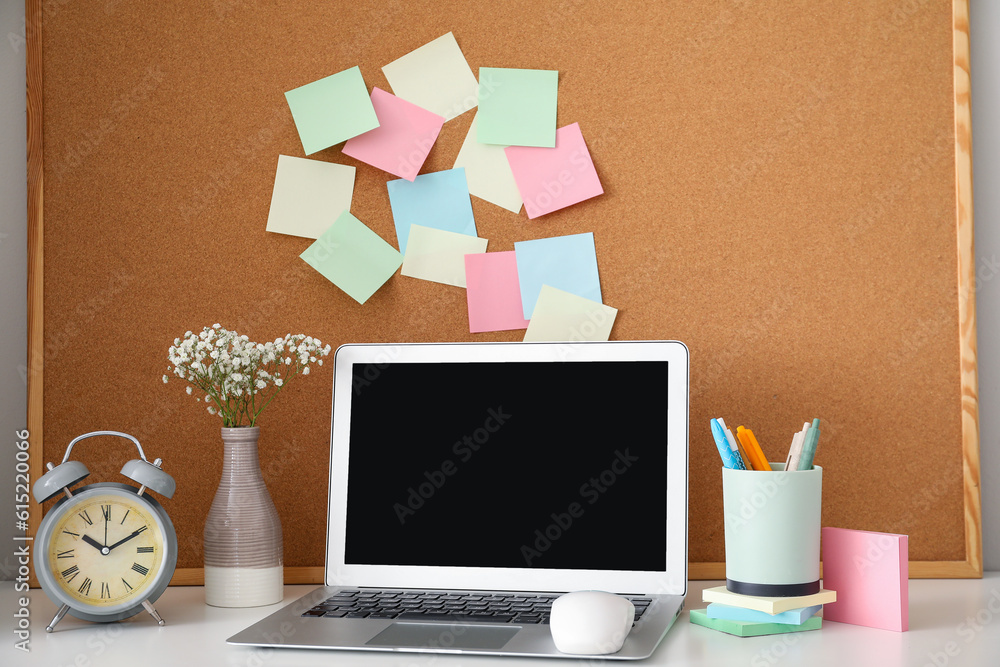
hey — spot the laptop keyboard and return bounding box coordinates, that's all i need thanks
[302,589,652,625]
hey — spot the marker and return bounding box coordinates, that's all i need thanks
[711,419,746,469]
[717,418,751,469]
[797,418,822,470]
[737,426,772,471]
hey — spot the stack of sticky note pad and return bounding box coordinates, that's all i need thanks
[266,32,616,342]
[690,586,836,637]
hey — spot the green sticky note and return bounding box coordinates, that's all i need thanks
[689,609,822,637]
[285,66,380,155]
[477,68,558,147]
[300,210,402,304]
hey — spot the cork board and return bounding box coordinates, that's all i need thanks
[27,0,980,583]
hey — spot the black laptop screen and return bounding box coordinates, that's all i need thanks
[344,360,668,572]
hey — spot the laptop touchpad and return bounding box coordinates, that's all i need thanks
[366,623,520,650]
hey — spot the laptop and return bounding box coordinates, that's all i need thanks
[229,340,689,659]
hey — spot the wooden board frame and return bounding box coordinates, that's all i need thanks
[24,0,981,585]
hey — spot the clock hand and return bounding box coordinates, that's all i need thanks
[107,526,147,552]
[82,534,105,552]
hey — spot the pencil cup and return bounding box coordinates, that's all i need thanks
[722,463,822,597]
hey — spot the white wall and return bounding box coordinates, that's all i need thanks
[0,2,27,581]
[0,2,997,576]
[970,0,1000,571]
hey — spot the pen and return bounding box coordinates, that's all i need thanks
[717,417,751,469]
[784,421,810,471]
[797,418,821,470]
[711,419,746,469]
[737,426,772,471]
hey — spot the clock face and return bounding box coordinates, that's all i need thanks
[46,492,166,608]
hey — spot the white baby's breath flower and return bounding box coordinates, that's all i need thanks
[167,325,328,427]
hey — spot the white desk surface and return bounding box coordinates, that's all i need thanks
[3,575,1000,666]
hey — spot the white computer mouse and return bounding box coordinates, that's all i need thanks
[549,591,635,655]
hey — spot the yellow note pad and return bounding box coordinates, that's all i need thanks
[400,224,488,288]
[522,285,617,342]
[701,586,837,615]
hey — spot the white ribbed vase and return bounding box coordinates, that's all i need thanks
[203,426,283,607]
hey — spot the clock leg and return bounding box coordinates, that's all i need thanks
[46,604,70,633]
[142,599,165,626]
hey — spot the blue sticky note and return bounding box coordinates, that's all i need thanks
[387,168,477,254]
[514,233,602,320]
[706,603,822,626]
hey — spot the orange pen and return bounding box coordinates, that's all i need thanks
[736,425,772,471]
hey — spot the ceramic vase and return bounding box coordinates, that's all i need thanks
[203,426,283,607]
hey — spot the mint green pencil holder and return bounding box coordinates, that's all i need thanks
[722,463,822,597]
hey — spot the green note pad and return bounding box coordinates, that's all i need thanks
[477,67,558,147]
[300,210,402,304]
[689,609,822,638]
[285,66,380,155]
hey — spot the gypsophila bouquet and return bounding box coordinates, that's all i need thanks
[164,324,331,427]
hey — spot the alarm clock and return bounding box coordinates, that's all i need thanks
[32,431,177,632]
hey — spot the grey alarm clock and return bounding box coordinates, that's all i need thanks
[32,431,177,632]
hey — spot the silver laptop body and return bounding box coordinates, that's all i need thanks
[229,340,689,659]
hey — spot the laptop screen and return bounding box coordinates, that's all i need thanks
[343,360,668,573]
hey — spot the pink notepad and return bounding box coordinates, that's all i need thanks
[821,527,908,631]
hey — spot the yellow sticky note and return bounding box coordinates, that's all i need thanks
[401,225,487,287]
[523,285,617,342]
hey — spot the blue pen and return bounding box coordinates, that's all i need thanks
[711,419,746,469]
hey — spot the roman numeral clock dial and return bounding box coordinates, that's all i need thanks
[47,494,164,607]
[32,431,177,631]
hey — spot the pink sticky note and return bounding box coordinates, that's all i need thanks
[343,87,445,181]
[464,252,531,333]
[504,123,603,219]
[821,527,908,632]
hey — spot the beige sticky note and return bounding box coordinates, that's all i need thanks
[382,32,479,121]
[266,155,356,239]
[523,285,617,342]
[454,114,523,214]
[401,225,488,287]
